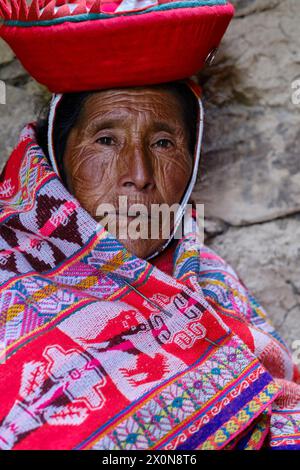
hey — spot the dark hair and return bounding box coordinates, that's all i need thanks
[35,81,199,184]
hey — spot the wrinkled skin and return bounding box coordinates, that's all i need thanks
[63,86,193,259]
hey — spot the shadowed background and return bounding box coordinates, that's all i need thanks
[0,0,299,348]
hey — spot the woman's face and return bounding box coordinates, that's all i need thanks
[63,86,193,258]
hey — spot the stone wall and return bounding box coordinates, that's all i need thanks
[196,0,300,348]
[0,36,50,161]
[0,0,299,348]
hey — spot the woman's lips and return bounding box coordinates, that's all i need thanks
[95,211,156,221]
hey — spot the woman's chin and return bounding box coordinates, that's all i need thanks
[120,238,168,259]
[96,215,174,259]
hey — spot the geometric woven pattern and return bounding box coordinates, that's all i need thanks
[0,125,299,450]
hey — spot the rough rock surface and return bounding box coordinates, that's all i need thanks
[0,40,50,163]
[195,0,300,350]
[196,0,300,226]
[0,37,14,65]
[0,1,299,350]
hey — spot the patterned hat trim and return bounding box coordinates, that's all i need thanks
[0,1,228,26]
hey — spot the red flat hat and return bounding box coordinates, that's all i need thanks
[0,0,234,93]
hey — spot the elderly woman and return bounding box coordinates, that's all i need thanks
[35,82,198,260]
[0,0,299,451]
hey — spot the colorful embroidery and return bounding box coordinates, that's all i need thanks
[0,125,299,450]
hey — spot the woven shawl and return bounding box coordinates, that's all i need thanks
[0,124,299,450]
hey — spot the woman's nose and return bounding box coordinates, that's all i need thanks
[120,144,155,192]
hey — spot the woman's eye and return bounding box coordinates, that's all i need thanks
[96,136,114,146]
[154,139,173,149]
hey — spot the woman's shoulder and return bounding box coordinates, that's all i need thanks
[198,243,288,345]
[198,243,268,325]
[199,243,242,280]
